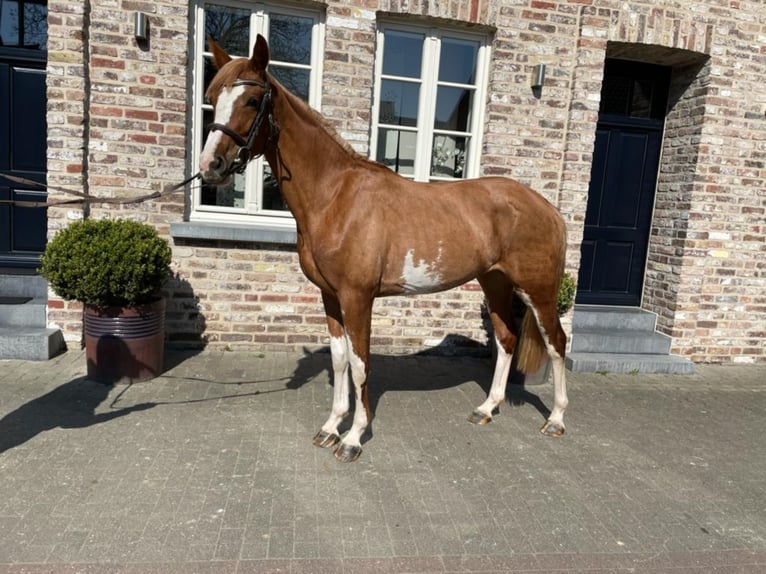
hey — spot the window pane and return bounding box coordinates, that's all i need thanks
[600,74,631,115]
[262,165,288,211]
[205,5,250,57]
[200,174,246,208]
[200,108,244,208]
[23,1,47,50]
[376,129,417,176]
[202,107,214,138]
[379,79,419,127]
[434,86,473,132]
[1,0,18,46]
[630,79,653,118]
[269,14,312,65]
[203,58,218,102]
[271,65,310,101]
[382,30,424,78]
[439,38,479,84]
[431,135,468,178]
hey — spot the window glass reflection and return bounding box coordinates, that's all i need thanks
[1,0,19,46]
[378,79,420,127]
[205,5,250,57]
[23,2,46,49]
[269,14,312,65]
[201,177,246,208]
[262,165,288,211]
[382,30,424,78]
[270,66,309,101]
[431,135,468,179]
[376,129,417,176]
[434,86,472,132]
[0,0,47,49]
[438,38,478,84]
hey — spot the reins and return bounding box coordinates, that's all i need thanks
[0,171,201,208]
[0,76,275,209]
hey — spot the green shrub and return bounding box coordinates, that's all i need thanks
[39,219,172,308]
[557,272,576,316]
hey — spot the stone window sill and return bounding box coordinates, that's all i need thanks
[170,221,297,245]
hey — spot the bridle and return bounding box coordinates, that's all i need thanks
[206,77,277,176]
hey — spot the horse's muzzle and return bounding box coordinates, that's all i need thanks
[200,155,230,185]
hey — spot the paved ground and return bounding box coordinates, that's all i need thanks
[0,348,765,573]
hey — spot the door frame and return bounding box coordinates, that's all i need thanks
[576,58,670,307]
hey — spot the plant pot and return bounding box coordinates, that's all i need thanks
[84,298,165,384]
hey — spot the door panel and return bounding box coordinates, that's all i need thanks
[12,68,47,171]
[577,122,663,306]
[0,60,47,269]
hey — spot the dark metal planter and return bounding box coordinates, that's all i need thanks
[84,298,165,384]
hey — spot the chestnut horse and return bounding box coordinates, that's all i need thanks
[199,35,569,462]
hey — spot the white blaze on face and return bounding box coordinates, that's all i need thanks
[400,247,444,293]
[199,84,247,173]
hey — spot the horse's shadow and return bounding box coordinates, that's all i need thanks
[288,335,552,443]
[0,338,550,454]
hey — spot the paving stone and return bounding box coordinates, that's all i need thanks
[1,350,765,572]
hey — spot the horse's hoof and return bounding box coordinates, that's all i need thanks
[468,410,492,425]
[312,430,340,449]
[334,443,362,463]
[540,420,565,437]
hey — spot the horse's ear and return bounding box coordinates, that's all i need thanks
[208,36,231,70]
[250,34,270,71]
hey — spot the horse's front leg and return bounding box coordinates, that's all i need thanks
[313,293,350,449]
[469,335,515,425]
[470,276,517,425]
[333,293,374,463]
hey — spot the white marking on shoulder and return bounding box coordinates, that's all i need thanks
[400,246,444,294]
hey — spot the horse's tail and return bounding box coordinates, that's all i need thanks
[516,308,546,374]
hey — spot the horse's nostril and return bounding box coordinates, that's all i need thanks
[200,155,228,185]
[210,155,224,171]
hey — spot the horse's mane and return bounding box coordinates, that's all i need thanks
[208,57,373,164]
[268,74,361,158]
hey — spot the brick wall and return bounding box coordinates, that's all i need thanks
[46,0,190,345]
[168,239,490,354]
[46,0,766,363]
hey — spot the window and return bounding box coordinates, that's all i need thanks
[371,24,490,181]
[0,0,47,50]
[191,2,323,227]
[599,59,670,120]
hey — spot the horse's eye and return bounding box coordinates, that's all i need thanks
[246,97,259,108]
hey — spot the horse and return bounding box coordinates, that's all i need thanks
[199,35,569,463]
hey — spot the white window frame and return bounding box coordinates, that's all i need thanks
[370,23,491,182]
[190,1,324,228]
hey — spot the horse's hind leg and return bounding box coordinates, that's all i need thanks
[521,297,568,437]
[469,272,518,425]
[312,292,350,449]
[541,351,567,437]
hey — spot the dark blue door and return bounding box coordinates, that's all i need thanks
[576,60,670,306]
[1,0,48,271]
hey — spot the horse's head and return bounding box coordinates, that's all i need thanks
[199,34,275,185]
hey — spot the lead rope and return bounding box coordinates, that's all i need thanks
[0,171,202,208]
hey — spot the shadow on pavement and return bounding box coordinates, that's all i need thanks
[288,335,552,442]
[0,337,551,454]
[0,377,155,454]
